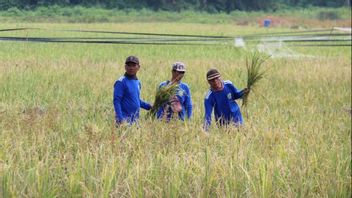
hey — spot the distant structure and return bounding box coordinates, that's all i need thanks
[333,27,351,33]
[234,37,246,48]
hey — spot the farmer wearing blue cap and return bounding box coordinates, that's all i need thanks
[203,68,249,131]
[113,55,151,126]
[156,62,193,121]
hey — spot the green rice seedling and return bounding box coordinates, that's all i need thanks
[147,82,179,118]
[242,51,268,107]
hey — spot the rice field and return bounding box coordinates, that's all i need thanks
[0,22,351,197]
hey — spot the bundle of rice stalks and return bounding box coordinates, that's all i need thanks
[147,82,179,118]
[242,51,269,107]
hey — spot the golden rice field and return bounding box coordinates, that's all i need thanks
[0,22,351,197]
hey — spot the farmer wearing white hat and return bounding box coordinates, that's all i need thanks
[203,68,249,131]
[156,62,193,121]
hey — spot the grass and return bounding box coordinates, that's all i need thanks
[0,22,351,197]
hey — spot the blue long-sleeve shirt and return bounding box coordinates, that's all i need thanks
[204,80,244,131]
[156,81,192,121]
[113,74,151,124]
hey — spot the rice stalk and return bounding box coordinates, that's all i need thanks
[147,82,179,118]
[242,51,268,107]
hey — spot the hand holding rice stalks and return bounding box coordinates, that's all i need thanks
[147,82,179,118]
[242,51,269,107]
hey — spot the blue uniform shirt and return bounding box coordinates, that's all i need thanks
[113,74,151,124]
[204,80,244,130]
[156,81,192,121]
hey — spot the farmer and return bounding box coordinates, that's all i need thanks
[203,68,249,131]
[156,62,193,121]
[113,55,151,126]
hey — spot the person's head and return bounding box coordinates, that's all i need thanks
[171,62,186,82]
[207,68,223,91]
[125,55,140,76]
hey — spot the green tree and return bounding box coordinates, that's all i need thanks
[0,0,349,11]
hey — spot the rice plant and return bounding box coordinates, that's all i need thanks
[147,83,179,118]
[0,22,350,197]
[242,51,269,107]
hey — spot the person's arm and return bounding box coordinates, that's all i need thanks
[203,92,213,131]
[140,100,152,110]
[184,85,193,119]
[138,81,152,110]
[227,81,245,99]
[113,81,125,124]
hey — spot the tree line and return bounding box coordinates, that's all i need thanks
[0,0,350,12]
